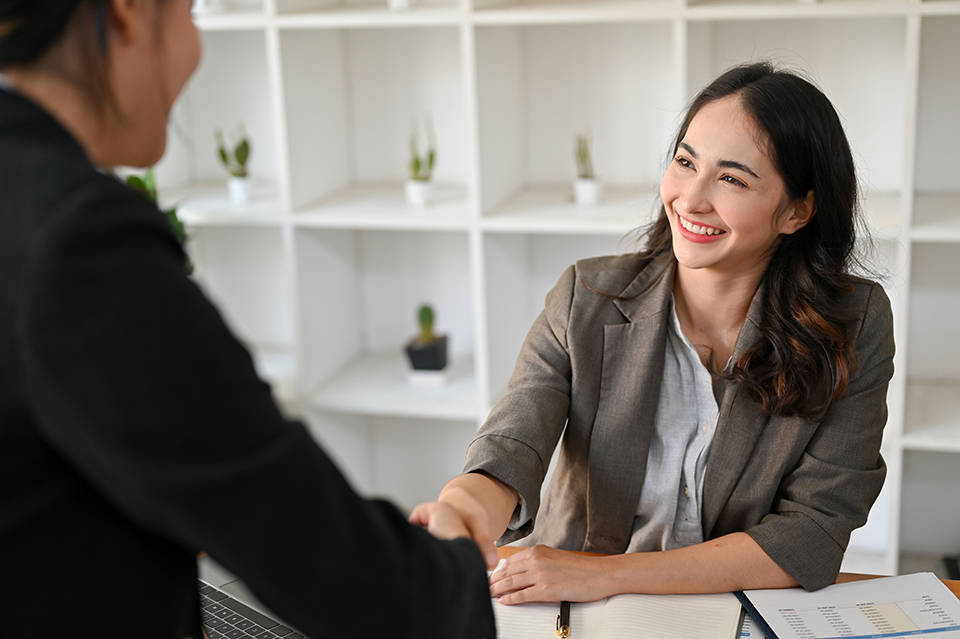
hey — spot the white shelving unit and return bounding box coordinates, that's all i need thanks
[157,0,960,577]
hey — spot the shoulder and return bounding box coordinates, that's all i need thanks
[838,275,893,341]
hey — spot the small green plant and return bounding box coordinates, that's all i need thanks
[215,124,251,178]
[125,168,192,273]
[417,304,436,344]
[409,117,436,182]
[574,133,595,180]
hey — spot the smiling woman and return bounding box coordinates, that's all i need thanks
[411,61,894,603]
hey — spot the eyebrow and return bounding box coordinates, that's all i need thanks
[678,142,760,179]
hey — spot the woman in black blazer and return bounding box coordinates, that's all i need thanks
[0,2,495,637]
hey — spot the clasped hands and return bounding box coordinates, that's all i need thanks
[409,491,613,604]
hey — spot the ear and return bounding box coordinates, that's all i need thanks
[780,189,815,235]
[107,0,145,46]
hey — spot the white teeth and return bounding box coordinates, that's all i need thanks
[680,216,724,236]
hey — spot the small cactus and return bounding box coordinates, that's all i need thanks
[574,133,594,180]
[216,124,251,178]
[409,116,436,181]
[418,305,435,344]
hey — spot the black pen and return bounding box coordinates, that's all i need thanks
[556,601,570,637]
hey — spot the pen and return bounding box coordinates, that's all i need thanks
[556,600,570,638]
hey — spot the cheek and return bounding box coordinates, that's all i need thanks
[659,171,678,210]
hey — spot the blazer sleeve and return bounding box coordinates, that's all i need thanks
[744,282,895,591]
[16,180,495,639]
[463,264,577,542]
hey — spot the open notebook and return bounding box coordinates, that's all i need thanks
[491,590,743,639]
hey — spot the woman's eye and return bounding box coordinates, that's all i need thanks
[723,175,747,188]
[674,156,693,169]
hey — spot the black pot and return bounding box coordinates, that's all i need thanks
[405,335,448,371]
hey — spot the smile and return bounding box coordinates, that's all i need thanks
[678,215,727,237]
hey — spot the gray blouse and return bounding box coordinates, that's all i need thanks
[626,296,727,552]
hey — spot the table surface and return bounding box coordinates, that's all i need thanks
[496,546,960,599]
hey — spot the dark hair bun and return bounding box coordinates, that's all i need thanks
[0,0,86,66]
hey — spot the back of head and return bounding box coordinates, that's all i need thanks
[0,0,104,67]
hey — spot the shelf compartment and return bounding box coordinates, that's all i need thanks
[158,29,280,202]
[903,381,960,453]
[165,180,284,226]
[279,26,467,212]
[915,16,960,196]
[309,353,480,420]
[294,183,472,230]
[187,225,295,387]
[295,228,476,406]
[475,22,678,216]
[482,186,659,235]
[685,17,908,194]
[907,244,960,382]
[912,193,960,243]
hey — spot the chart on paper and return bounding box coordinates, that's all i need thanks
[777,594,957,638]
[742,573,960,639]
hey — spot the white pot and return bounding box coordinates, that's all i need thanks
[405,180,432,208]
[574,178,602,208]
[388,0,410,10]
[228,176,251,205]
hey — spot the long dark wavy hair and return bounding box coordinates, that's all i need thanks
[642,61,863,419]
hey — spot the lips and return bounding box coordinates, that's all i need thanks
[678,215,726,237]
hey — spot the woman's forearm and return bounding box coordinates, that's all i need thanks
[607,532,798,594]
[490,532,798,604]
[439,471,520,543]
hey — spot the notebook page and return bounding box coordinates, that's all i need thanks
[591,592,743,639]
[492,599,606,639]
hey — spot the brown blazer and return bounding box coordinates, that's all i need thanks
[464,251,894,591]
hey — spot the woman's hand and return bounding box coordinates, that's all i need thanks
[489,545,615,604]
[409,495,499,567]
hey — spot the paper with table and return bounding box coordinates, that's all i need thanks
[491,591,743,639]
[738,572,960,639]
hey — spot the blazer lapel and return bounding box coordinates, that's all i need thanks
[583,256,674,554]
[701,284,770,537]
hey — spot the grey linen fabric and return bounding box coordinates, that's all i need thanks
[463,251,894,591]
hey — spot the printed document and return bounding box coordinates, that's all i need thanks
[740,572,960,639]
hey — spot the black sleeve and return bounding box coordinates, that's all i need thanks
[17,179,495,639]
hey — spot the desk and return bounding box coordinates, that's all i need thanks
[496,546,960,600]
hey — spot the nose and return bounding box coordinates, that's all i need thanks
[674,173,714,218]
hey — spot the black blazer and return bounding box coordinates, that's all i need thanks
[0,88,495,638]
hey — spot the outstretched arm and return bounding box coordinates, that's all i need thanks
[489,533,797,604]
[410,471,519,568]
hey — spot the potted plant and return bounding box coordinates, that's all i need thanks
[573,132,601,208]
[405,117,436,208]
[215,124,251,205]
[404,304,448,384]
[124,168,193,274]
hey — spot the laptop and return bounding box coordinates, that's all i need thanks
[198,556,308,639]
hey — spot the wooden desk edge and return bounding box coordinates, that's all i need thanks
[496,546,960,599]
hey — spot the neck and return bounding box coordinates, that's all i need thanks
[3,47,111,167]
[672,262,767,371]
